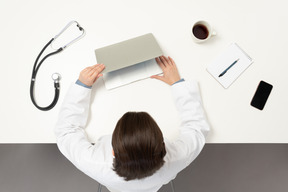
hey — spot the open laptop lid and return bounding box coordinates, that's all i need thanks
[95,33,163,73]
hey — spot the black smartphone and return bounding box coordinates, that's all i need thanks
[250,81,273,110]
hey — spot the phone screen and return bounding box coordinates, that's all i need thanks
[250,81,273,110]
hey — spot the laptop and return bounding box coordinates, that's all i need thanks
[95,33,163,90]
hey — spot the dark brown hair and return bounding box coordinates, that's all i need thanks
[112,112,166,181]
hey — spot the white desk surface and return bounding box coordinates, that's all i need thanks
[1,0,288,143]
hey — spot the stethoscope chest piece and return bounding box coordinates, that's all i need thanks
[30,21,85,111]
[52,73,61,83]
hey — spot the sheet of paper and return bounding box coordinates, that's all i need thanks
[206,43,253,88]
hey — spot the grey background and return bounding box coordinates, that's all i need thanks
[0,144,287,192]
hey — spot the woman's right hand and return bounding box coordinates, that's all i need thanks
[151,56,181,85]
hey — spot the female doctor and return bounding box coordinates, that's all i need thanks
[55,56,210,192]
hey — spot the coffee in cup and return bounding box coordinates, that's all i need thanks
[191,21,216,43]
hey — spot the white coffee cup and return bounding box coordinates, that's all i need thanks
[191,21,216,43]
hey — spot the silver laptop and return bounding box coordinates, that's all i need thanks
[95,33,163,90]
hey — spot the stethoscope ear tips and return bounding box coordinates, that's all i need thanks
[52,73,61,83]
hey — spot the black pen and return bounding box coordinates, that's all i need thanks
[218,58,240,77]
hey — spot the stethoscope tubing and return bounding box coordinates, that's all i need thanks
[30,38,63,111]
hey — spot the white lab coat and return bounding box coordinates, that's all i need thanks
[55,80,210,192]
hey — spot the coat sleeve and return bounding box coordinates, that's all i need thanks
[54,83,93,166]
[168,80,210,167]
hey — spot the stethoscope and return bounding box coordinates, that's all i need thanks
[30,21,85,111]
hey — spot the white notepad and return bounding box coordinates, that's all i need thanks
[207,43,253,88]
